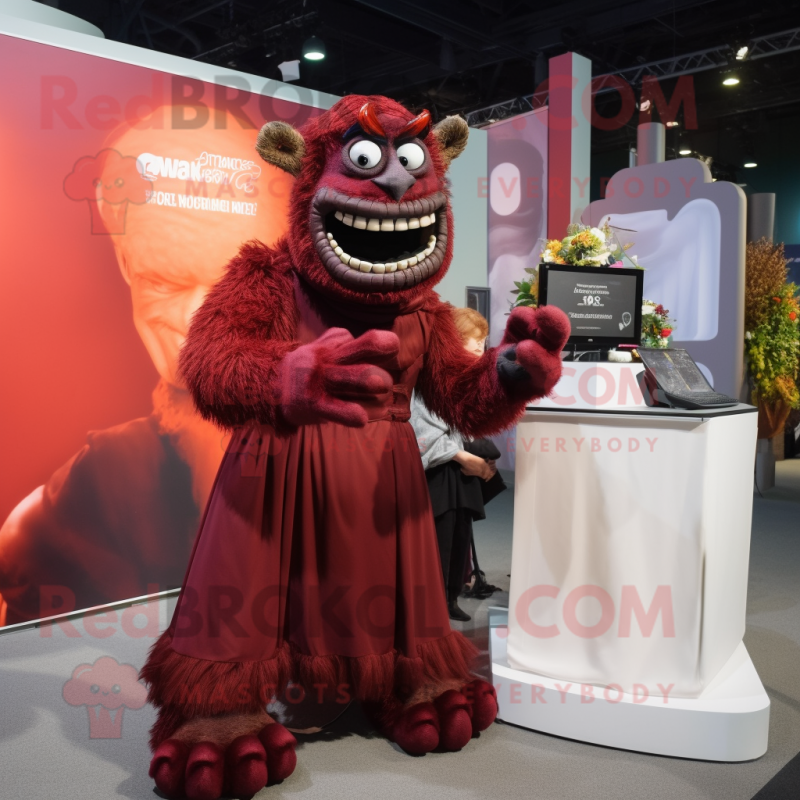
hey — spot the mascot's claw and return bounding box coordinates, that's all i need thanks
[463,678,499,733]
[149,723,297,800]
[389,680,498,755]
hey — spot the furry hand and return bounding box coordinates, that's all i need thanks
[280,328,400,427]
[496,306,570,396]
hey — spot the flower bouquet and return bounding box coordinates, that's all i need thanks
[641,300,676,349]
[540,221,640,268]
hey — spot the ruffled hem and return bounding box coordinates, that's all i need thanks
[142,628,478,747]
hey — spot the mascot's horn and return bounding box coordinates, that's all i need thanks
[358,103,386,138]
[398,110,431,139]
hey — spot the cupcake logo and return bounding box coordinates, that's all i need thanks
[62,656,147,739]
[64,149,149,234]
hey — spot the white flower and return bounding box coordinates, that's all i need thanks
[629,254,639,265]
[542,251,554,263]
[590,227,606,243]
[642,304,654,317]
[745,331,752,340]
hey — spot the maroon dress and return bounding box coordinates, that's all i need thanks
[145,276,476,726]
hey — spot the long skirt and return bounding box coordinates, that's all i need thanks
[142,418,477,740]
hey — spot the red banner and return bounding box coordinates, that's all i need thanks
[0,34,320,626]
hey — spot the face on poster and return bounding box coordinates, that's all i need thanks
[0,34,320,626]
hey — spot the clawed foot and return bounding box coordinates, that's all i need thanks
[150,720,297,799]
[386,679,498,756]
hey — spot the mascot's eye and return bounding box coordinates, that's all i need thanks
[114,178,125,188]
[90,685,100,694]
[112,684,121,693]
[348,140,383,169]
[396,142,425,171]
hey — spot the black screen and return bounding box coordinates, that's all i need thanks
[542,267,641,342]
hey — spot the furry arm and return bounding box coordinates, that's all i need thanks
[178,242,298,430]
[179,242,400,431]
[415,302,570,439]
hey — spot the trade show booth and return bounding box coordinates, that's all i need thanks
[2,3,790,799]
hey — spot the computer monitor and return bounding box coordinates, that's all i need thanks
[538,263,644,348]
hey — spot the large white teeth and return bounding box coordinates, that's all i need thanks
[336,213,436,230]
[325,236,438,274]
[327,207,440,274]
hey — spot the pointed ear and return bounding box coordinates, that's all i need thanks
[433,115,469,167]
[255,121,306,177]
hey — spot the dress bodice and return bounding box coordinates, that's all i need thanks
[292,274,430,422]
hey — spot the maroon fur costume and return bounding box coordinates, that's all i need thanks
[141,95,569,799]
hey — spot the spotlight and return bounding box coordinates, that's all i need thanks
[679,148,692,156]
[744,162,757,168]
[735,46,749,60]
[665,120,680,128]
[303,36,326,61]
[723,76,740,86]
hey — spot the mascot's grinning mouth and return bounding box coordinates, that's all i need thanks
[311,187,448,290]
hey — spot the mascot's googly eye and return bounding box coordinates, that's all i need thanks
[349,140,383,169]
[396,142,425,171]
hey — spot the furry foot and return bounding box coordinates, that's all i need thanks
[149,721,297,799]
[462,679,498,733]
[379,680,498,755]
[389,690,471,754]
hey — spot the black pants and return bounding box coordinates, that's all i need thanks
[434,508,473,602]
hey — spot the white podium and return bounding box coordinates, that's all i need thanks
[491,362,769,761]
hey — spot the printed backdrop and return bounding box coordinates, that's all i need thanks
[0,34,321,626]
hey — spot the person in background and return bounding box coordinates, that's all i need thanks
[411,307,496,622]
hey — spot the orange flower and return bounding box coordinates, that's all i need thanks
[790,312,797,321]
[773,296,782,303]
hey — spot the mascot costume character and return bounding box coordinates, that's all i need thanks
[141,95,569,799]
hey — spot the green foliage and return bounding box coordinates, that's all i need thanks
[745,282,800,408]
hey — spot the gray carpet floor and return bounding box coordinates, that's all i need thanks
[0,460,798,800]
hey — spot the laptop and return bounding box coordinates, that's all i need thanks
[637,348,739,409]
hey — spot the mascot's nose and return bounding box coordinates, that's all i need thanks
[372,156,416,201]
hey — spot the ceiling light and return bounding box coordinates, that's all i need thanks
[744,162,757,168]
[735,46,749,60]
[679,148,692,155]
[665,120,679,128]
[723,77,740,86]
[302,36,326,61]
